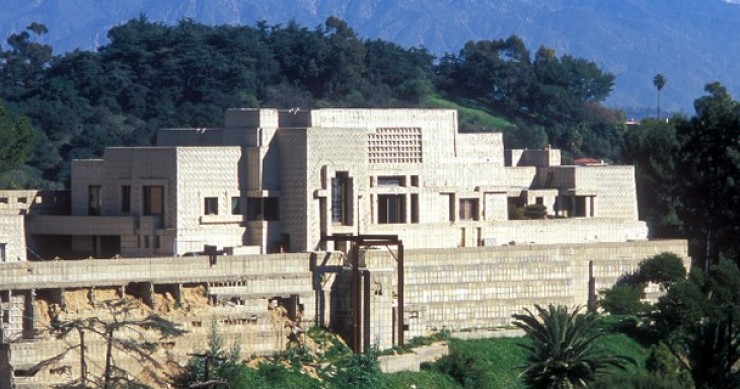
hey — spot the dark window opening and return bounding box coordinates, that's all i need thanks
[332,172,351,225]
[0,243,6,261]
[459,198,479,221]
[410,175,419,187]
[378,175,405,186]
[247,197,279,221]
[411,194,419,223]
[88,185,101,216]
[143,186,164,216]
[575,196,587,217]
[204,197,218,215]
[378,194,406,224]
[231,197,241,215]
[121,185,131,213]
[536,196,544,205]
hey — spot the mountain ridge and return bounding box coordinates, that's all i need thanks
[1,0,739,115]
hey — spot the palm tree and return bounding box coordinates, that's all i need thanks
[512,304,632,388]
[653,74,667,120]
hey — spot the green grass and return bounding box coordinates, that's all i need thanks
[423,95,515,132]
[381,370,462,389]
[448,337,529,389]
[381,330,652,388]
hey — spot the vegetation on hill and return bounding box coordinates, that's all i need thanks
[0,16,737,267]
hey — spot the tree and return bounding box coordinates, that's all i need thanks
[600,284,648,316]
[622,118,682,237]
[512,304,632,388]
[675,83,740,266]
[0,100,36,177]
[653,74,667,120]
[637,252,687,288]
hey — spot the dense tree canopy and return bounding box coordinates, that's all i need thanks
[1,18,738,269]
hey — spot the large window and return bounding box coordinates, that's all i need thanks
[378,194,406,224]
[331,172,351,225]
[459,198,479,221]
[121,185,131,213]
[204,197,218,215]
[0,243,5,262]
[143,186,164,216]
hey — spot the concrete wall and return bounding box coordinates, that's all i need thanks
[363,239,688,343]
[0,240,688,387]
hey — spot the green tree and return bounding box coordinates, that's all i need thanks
[600,284,648,316]
[512,304,632,388]
[637,252,687,288]
[675,83,740,266]
[622,118,682,237]
[653,74,667,120]
[0,100,36,179]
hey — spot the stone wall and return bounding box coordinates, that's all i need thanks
[0,240,688,387]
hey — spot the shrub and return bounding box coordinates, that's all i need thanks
[522,204,547,219]
[637,252,686,287]
[600,284,649,315]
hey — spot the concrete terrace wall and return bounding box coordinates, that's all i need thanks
[364,239,688,340]
[0,240,689,387]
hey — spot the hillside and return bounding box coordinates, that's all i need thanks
[1,0,739,114]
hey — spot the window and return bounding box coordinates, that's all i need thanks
[247,197,280,221]
[410,175,419,187]
[231,197,241,215]
[378,194,406,224]
[459,199,479,221]
[204,197,218,215]
[88,186,101,215]
[410,194,419,223]
[0,243,6,262]
[121,185,131,213]
[143,186,164,216]
[331,172,351,225]
[154,236,161,249]
[536,196,544,206]
[378,176,405,187]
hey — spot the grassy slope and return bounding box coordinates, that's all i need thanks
[423,96,515,132]
[381,332,651,388]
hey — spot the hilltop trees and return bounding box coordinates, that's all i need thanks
[436,37,621,160]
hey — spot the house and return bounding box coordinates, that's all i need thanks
[15,108,645,260]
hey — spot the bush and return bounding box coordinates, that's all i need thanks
[328,348,382,389]
[600,284,649,315]
[522,204,547,219]
[637,252,686,287]
[431,351,483,388]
